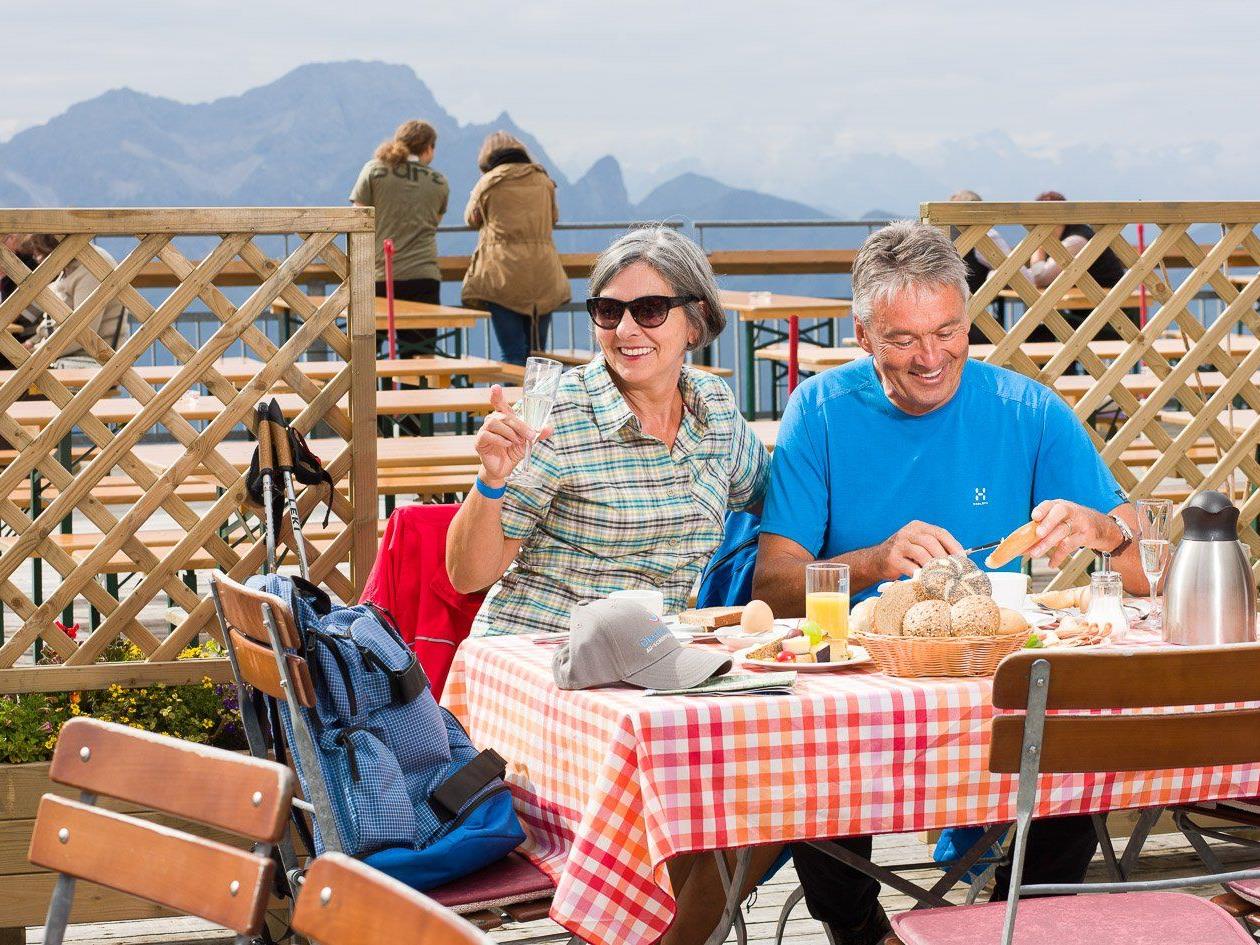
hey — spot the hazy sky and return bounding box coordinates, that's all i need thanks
[8,0,1259,202]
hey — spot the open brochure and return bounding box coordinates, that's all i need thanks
[644,671,797,697]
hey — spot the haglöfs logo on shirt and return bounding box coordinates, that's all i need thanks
[973,487,988,507]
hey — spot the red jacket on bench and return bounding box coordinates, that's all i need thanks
[360,504,486,699]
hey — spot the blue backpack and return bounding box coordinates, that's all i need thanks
[250,574,526,891]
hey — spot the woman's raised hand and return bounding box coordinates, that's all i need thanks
[475,384,552,486]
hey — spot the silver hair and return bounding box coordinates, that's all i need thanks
[851,221,970,326]
[588,227,725,350]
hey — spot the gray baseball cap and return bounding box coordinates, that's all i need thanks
[553,599,732,691]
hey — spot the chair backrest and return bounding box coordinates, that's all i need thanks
[211,570,346,856]
[986,645,1260,945]
[212,571,315,708]
[28,717,294,942]
[293,852,492,945]
[990,644,1260,774]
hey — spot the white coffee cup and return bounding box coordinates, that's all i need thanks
[608,589,665,618]
[987,571,1030,611]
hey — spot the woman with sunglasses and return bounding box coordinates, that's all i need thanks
[446,226,769,641]
[447,228,775,942]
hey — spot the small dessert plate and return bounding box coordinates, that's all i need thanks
[738,644,872,672]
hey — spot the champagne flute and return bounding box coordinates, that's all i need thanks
[514,357,563,476]
[1135,498,1173,630]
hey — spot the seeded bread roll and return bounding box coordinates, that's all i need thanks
[950,595,1001,636]
[920,555,992,603]
[902,600,953,637]
[872,579,927,635]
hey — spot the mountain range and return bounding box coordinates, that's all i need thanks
[0,61,829,239]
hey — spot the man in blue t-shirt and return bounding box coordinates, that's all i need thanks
[752,222,1144,945]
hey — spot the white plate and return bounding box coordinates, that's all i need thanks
[737,644,872,672]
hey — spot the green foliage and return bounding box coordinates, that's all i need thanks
[0,639,246,765]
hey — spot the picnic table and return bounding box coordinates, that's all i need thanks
[757,336,1260,375]
[717,290,852,417]
[0,355,522,392]
[442,636,1260,945]
[271,294,488,358]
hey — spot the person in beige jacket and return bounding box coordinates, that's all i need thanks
[461,132,570,365]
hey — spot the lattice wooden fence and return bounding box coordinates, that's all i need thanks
[0,208,377,693]
[921,201,1260,589]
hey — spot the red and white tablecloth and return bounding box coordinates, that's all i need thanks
[441,637,1260,945]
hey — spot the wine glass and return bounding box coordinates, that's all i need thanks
[513,357,563,476]
[1135,498,1173,631]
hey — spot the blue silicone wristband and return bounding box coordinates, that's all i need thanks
[475,476,508,500]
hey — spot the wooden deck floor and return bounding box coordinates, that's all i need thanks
[23,829,1257,944]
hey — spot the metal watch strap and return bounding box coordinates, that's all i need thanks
[1107,513,1133,556]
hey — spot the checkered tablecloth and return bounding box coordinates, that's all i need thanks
[441,637,1260,945]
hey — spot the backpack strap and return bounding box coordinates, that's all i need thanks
[430,748,508,822]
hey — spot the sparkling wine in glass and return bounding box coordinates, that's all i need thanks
[1135,498,1173,630]
[514,357,563,476]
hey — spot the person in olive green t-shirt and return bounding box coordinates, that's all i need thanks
[350,119,450,361]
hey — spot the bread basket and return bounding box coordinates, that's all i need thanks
[854,630,1028,677]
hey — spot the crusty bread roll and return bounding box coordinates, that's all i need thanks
[902,600,953,637]
[1030,586,1089,610]
[998,607,1031,635]
[985,521,1040,569]
[921,555,992,603]
[850,597,878,635]
[873,580,927,635]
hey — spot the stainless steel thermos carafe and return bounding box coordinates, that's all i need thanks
[1163,491,1256,645]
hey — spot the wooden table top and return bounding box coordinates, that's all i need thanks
[718,289,851,321]
[7,386,522,430]
[1161,408,1260,434]
[995,288,1148,310]
[271,294,488,330]
[756,335,1260,370]
[129,418,782,475]
[0,355,519,390]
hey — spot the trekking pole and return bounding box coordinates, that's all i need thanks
[255,402,278,573]
[267,399,311,580]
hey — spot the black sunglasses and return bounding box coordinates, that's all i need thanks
[585,295,700,330]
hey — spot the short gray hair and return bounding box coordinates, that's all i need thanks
[589,227,725,350]
[852,221,970,325]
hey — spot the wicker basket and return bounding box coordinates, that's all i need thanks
[855,630,1029,677]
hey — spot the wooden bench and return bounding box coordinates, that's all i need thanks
[532,349,734,377]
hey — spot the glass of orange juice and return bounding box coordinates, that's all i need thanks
[806,563,850,658]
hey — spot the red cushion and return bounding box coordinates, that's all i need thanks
[893,892,1253,945]
[426,852,553,912]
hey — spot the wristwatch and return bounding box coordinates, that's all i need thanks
[1107,514,1134,556]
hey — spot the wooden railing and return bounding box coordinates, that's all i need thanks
[921,201,1260,589]
[0,208,378,693]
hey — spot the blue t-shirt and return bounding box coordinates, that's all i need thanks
[761,358,1126,601]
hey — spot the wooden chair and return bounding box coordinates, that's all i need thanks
[293,852,492,945]
[892,645,1260,945]
[27,716,294,945]
[211,571,346,865]
[211,571,559,933]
